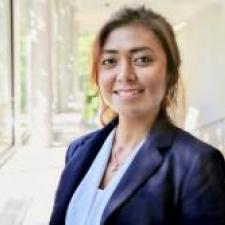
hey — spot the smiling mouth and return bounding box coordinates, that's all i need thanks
[113,89,144,97]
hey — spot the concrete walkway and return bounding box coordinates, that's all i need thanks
[0,146,65,225]
[0,113,97,225]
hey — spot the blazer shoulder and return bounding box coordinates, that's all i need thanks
[175,129,225,223]
[65,129,101,163]
[173,127,225,163]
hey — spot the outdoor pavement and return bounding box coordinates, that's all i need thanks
[0,146,65,225]
[0,113,97,225]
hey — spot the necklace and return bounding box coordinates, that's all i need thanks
[110,149,123,172]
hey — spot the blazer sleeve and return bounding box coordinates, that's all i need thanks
[181,148,225,225]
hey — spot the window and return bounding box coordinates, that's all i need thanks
[0,0,13,154]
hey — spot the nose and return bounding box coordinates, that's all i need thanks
[117,59,137,82]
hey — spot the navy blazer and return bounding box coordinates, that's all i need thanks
[49,117,225,225]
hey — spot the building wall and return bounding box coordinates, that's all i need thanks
[177,2,225,126]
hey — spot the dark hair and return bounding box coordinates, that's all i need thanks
[91,6,181,126]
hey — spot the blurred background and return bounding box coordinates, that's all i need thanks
[0,0,225,224]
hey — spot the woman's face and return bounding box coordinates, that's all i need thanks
[98,25,167,120]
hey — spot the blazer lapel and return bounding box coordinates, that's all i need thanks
[101,117,177,225]
[52,118,118,223]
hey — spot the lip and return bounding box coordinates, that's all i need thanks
[113,88,144,98]
[113,88,144,93]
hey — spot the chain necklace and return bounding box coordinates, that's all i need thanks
[110,150,124,172]
[109,130,124,172]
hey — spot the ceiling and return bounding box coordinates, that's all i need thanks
[75,0,222,34]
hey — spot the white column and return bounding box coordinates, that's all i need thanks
[0,0,14,148]
[71,1,79,96]
[51,0,59,113]
[71,4,82,109]
[57,0,79,112]
[12,0,22,147]
[29,0,52,147]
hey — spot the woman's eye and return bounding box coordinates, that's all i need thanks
[134,56,152,66]
[101,58,117,67]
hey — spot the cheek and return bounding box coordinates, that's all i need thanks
[144,71,167,98]
[98,71,106,88]
[98,72,114,96]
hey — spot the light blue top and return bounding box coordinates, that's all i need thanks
[65,128,145,225]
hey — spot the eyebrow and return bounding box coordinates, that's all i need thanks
[102,46,153,54]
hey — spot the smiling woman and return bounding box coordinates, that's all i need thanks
[98,24,168,123]
[49,6,225,225]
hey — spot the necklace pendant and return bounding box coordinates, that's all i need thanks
[110,150,123,172]
[111,163,120,172]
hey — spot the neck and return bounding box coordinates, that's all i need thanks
[113,114,157,152]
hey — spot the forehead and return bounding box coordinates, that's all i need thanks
[102,25,164,53]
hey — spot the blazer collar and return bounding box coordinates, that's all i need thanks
[101,116,177,225]
[51,118,117,224]
[54,116,177,224]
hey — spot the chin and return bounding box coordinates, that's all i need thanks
[117,109,146,118]
[115,106,158,120]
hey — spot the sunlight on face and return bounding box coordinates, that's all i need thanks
[98,25,167,120]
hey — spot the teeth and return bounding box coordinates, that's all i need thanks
[117,90,141,96]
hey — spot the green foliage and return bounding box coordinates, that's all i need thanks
[78,34,99,123]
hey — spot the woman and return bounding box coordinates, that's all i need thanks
[49,6,225,225]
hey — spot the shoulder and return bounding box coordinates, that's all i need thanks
[65,117,118,163]
[172,129,225,222]
[171,126,225,187]
[173,127,224,158]
[169,127,225,180]
[65,129,101,163]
